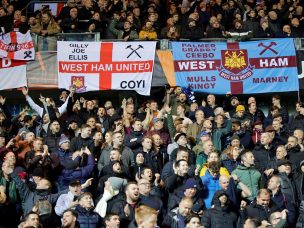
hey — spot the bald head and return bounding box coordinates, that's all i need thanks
[219,175,230,190]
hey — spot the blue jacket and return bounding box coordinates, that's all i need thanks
[75,205,102,228]
[60,154,94,189]
[201,171,221,208]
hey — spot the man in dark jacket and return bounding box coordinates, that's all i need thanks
[253,132,276,173]
[70,124,94,153]
[75,192,102,228]
[201,190,238,228]
[276,160,297,205]
[181,18,203,41]
[286,136,304,171]
[124,118,144,151]
[162,196,193,228]
[43,120,61,153]
[267,175,297,227]
[110,182,139,227]
[240,189,279,226]
[60,7,81,33]
[161,147,195,182]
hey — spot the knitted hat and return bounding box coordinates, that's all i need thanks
[174,133,187,142]
[230,135,240,142]
[23,115,32,123]
[32,168,44,178]
[236,105,245,112]
[184,178,197,190]
[277,159,292,167]
[108,177,127,191]
[59,134,70,146]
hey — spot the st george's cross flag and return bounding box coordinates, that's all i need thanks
[0,31,35,60]
[57,41,156,95]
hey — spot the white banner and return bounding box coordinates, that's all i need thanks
[57,41,156,95]
[0,31,35,60]
[0,58,27,90]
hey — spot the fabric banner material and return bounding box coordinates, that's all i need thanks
[0,31,35,60]
[33,3,64,17]
[57,41,156,95]
[172,39,299,94]
[0,58,27,90]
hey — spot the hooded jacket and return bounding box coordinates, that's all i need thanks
[202,190,238,228]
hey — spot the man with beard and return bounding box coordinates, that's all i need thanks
[110,182,140,227]
[286,136,304,170]
[61,209,80,228]
[43,120,62,153]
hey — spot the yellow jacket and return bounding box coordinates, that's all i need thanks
[139,29,157,40]
[199,163,230,177]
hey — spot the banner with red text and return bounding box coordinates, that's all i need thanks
[172,39,298,94]
[0,31,35,60]
[57,41,156,95]
[0,58,27,90]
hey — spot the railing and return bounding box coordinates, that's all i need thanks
[31,32,304,51]
[23,1,66,17]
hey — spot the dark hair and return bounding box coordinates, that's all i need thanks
[63,209,78,218]
[185,213,201,225]
[124,181,138,193]
[104,213,119,222]
[272,94,281,100]
[175,159,187,168]
[81,124,91,130]
[24,211,39,221]
[208,161,221,173]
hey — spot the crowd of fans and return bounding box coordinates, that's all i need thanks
[1,0,304,40]
[0,84,303,228]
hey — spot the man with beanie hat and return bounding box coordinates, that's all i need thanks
[55,134,76,191]
[168,177,205,212]
[95,177,128,218]
[28,167,44,190]
[232,105,251,130]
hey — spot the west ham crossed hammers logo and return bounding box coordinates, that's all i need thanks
[258,42,278,55]
[126,45,144,58]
